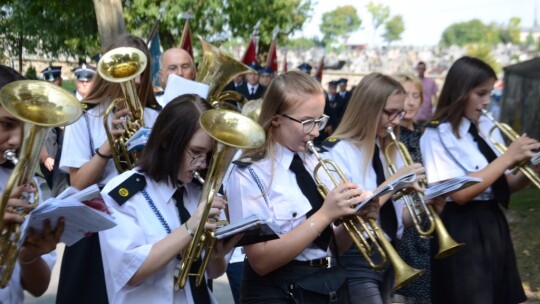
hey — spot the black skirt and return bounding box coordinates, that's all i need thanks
[431,200,526,304]
[56,233,109,304]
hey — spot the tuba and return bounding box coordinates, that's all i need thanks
[174,38,265,290]
[481,109,540,188]
[384,126,464,258]
[306,141,424,290]
[0,80,82,287]
[98,47,147,173]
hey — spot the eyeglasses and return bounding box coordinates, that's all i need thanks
[382,109,407,121]
[186,149,207,168]
[279,113,329,134]
[166,64,194,74]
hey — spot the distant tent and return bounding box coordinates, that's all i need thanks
[501,57,540,141]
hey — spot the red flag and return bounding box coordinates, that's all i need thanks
[315,56,325,82]
[282,50,288,73]
[178,20,193,59]
[241,37,257,65]
[266,39,278,72]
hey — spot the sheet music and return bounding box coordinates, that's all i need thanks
[19,185,116,247]
[531,151,540,166]
[355,172,416,212]
[424,176,483,200]
[215,214,282,246]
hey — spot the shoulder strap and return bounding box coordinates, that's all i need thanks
[108,173,147,206]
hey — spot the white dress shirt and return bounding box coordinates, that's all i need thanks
[59,101,159,186]
[322,139,406,239]
[420,116,505,201]
[225,143,333,261]
[99,169,218,304]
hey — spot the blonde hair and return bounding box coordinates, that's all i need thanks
[242,71,324,161]
[393,73,423,103]
[332,72,405,171]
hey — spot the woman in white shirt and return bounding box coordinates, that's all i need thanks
[57,34,161,304]
[420,56,540,304]
[225,71,370,303]
[322,73,431,304]
[0,64,62,304]
[99,95,239,303]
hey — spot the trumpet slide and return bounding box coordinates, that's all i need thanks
[306,141,424,290]
[385,126,464,259]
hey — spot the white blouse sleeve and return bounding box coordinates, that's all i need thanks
[60,117,92,173]
[420,128,465,184]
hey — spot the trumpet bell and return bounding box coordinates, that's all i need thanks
[98,47,147,83]
[0,80,83,127]
[200,109,265,149]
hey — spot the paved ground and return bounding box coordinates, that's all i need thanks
[25,244,235,304]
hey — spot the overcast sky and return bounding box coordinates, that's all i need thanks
[297,0,539,46]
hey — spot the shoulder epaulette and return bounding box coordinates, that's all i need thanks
[155,91,164,96]
[146,103,162,112]
[108,173,147,206]
[232,157,253,168]
[322,137,341,148]
[425,120,441,128]
[80,102,97,112]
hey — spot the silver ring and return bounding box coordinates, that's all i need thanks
[116,123,123,130]
[14,206,25,215]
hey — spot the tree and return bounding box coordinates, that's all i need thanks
[466,44,501,74]
[440,19,499,47]
[382,15,404,45]
[499,17,521,45]
[93,0,125,50]
[0,0,99,72]
[366,1,389,45]
[319,5,361,46]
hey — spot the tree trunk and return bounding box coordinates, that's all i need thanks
[17,35,23,74]
[92,0,126,52]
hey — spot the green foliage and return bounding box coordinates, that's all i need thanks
[366,1,389,31]
[319,5,361,46]
[123,0,313,50]
[24,66,37,80]
[465,44,501,74]
[286,37,319,49]
[382,15,404,45]
[440,18,524,47]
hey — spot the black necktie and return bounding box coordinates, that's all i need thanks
[468,123,510,207]
[289,154,332,250]
[250,87,255,95]
[173,188,211,304]
[372,145,398,238]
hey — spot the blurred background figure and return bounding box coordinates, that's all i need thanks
[72,63,96,101]
[258,66,275,88]
[414,61,438,126]
[41,66,62,87]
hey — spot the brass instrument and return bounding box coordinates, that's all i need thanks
[196,38,253,111]
[175,38,265,290]
[0,80,82,287]
[306,141,424,290]
[384,127,464,259]
[481,109,540,188]
[97,47,147,173]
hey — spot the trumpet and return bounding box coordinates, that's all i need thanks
[0,80,82,287]
[384,127,464,259]
[481,109,540,188]
[306,141,424,290]
[97,47,147,173]
[174,38,265,290]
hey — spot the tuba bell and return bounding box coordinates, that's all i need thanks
[384,126,464,259]
[306,141,424,290]
[97,46,147,173]
[481,109,540,189]
[0,80,82,287]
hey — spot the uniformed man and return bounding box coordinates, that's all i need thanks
[297,62,312,75]
[258,66,275,88]
[41,66,62,86]
[72,63,96,101]
[237,62,265,100]
[156,48,196,106]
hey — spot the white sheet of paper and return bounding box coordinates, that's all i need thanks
[162,74,210,105]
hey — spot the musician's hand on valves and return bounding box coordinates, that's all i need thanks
[189,196,227,232]
[504,134,540,166]
[18,217,65,265]
[321,182,365,221]
[110,108,132,138]
[2,184,35,227]
[394,163,426,192]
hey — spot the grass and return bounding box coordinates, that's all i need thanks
[508,187,540,302]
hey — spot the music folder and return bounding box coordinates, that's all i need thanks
[354,172,417,212]
[424,176,483,200]
[531,152,540,166]
[215,214,282,247]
